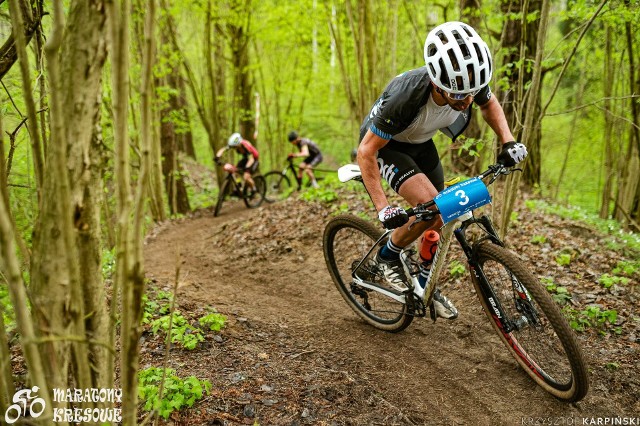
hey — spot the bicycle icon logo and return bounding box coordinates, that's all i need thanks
[4,386,46,424]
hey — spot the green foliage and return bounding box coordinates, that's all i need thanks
[138,367,211,420]
[199,312,227,332]
[555,253,572,266]
[530,235,547,244]
[525,200,640,253]
[612,260,640,277]
[545,280,572,305]
[102,247,116,280]
[150,311,204,350]
[142,293,172,325]
[605,362,620,371]
[0,284,15,333]
[563,305,619,335]
[456,137,484,158]
[298,174,342,204]
[299,186,338,203]
[448,260,466,278]
[598,274,630,289]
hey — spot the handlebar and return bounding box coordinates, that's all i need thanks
[405,163,516,220]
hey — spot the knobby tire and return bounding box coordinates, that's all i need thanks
[214,178,231,217]
[323,214,413,332]
[243,175,266,209]
[471,241,589,402]
[263,171,291,202]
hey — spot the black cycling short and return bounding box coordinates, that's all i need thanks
[376,139,444,193]
[303,153,323,167]
[237,158,259,174]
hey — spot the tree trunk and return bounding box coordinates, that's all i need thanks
[230,0,255,144]
[0,111,16,420]
[8,0,45,201]
[495,0,542,187]
[0,0,43,80]
[158,37,191,215]
[499,0,549,238]
[614,11,640,227]
[600,26,615,219]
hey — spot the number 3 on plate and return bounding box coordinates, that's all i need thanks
[456,190,469,206]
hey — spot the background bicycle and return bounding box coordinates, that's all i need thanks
[323,163,589,402]
[263,157,332,202]
[214,161,266,217]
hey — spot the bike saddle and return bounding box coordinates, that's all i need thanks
[338,164,362,182]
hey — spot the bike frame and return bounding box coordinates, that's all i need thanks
[349,166,533,331]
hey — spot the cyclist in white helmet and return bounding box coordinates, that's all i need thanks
[357,21,527,320]
[215,132,260,193]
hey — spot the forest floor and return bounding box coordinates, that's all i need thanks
[141,178,640,426]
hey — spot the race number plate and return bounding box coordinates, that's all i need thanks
[433,177,491,224]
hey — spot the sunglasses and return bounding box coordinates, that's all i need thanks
[445,89,480,100]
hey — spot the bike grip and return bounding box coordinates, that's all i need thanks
[405,207,415,217]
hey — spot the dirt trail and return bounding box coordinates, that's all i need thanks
[144,198,638,425]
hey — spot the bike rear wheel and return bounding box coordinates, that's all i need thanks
[323,214,413,332]
[243,175,266,209]
[263,171,291,202]
[214,178,231,217]
[471,241,589,402]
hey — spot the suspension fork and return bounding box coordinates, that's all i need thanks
[453,217,515,333]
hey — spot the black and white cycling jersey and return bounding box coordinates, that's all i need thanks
[359,67,492,143]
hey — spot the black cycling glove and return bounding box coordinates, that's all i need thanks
[497,142,528,167]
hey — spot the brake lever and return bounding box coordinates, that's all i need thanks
[488,166,522,184]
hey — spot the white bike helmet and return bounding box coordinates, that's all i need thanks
[424,21,493,95]
[228,132,242,147]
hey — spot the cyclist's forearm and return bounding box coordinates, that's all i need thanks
[480,97,514,144]
[358,132,389,211]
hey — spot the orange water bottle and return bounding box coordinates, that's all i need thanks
[419,230,440,263]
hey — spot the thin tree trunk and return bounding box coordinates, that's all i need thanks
[600,26,615,219]
[107,0,141,423]
[554,53,588,199]
[8,0,44,201]
[0,189,53,424]
[0,0,43,80]
[500,0,550,239]
[0,111,16,419]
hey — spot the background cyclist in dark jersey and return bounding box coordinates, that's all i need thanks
[215,132,260,193]
[357,21,527,319]
[288,131,323,189]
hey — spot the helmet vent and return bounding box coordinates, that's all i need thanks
[473,43,483,64]
[447,50,460,71]
[467,64,475,86]
[427,43,437,57]
[436,30,448,44]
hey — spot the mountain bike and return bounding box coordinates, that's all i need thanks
[263,157,326,202]
[323,163,589,402]
[214,162,266,217]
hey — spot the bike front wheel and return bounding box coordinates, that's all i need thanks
[471,241,589,402]
[263,171,291,202]
[323,214,413,332]
[243,175,266,209]
[214,178,231,217]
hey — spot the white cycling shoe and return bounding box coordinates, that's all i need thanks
[432,289,459,320]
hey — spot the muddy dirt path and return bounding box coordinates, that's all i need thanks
[144,199,637,425]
